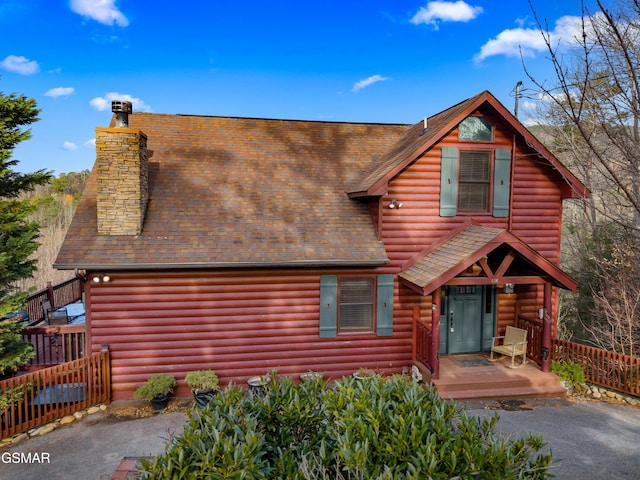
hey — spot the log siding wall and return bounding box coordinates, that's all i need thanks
[88,270,414,400]
[380,120,564,343]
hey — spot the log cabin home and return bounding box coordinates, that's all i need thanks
[54,91,588,400]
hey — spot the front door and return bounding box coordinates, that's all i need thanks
[440,286,495,355]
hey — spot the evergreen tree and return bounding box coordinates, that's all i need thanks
[0,86,52,375]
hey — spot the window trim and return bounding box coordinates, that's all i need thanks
[457,149,493,214]
[319,274,394,338]
[439,147,512,218]
[337,276,376,334]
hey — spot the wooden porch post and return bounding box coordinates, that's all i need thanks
[541,282,552,372]
[431,287,441,379]
[412,306,419,363]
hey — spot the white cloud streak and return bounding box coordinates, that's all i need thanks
[352,74,389,92]
[411,1,483,28]
[475,15,583,61]
[70,0,129,27]
[90,92,152,112]
[63,141,78,151]
[0,55,40,75]
[45,87,75,98]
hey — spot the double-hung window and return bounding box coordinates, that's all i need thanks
[319,274,394,338]
[458,151,491,213]
[338,277,374,333]
[440,116,512,218]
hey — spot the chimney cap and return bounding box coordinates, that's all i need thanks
[112,100,133,114]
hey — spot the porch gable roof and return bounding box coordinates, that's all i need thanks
[398,222,577,295]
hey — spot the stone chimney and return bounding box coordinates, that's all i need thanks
[95,100,149,236]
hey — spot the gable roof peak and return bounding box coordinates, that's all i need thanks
[347,90,588,199]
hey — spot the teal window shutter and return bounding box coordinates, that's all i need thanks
[493,148,512,217]
[440,147,458,217]
[376,274,394,336]
[319,275,337,338]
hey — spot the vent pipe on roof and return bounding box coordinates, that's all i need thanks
[112,100,133,128]
[421,117,428,135]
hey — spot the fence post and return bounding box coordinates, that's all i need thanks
[46,281,55,307]
[101,344,111,403]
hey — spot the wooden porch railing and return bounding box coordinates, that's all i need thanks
[22,325,86,369]
[415,320,432,372]
[0,348,110,439]
[552,339,640,397]
[516,315,544,365]
[23,276,84,326]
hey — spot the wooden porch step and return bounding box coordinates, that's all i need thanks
[437,383,567,401]
[429,356,566,401]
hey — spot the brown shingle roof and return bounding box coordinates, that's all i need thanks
[399,224,504,288]
[399,223,577,294]
[55,114,410,269]
[347,92,485,195]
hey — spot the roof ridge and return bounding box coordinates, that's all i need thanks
[128,111,410,127]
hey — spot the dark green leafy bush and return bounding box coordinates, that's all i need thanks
[140,374,552,479]
[551,360,586,388]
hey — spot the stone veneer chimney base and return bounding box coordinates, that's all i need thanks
[95,127,149,236]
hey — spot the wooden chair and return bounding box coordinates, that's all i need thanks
[490,326,527,368]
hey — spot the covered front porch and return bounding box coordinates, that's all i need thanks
[401,222,577,400]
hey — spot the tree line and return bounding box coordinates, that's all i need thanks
[524,0,640,356]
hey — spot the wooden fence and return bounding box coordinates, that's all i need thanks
[22,325,86,369]
[552,339,640,397]
[23,276,84,326]
[0,348,110,439]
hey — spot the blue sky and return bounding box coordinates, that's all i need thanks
[1,0,597,174]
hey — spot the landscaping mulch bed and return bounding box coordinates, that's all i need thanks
[103,398,192,421]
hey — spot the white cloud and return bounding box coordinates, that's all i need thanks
[63,141,78,151]
[85,138,96,148]
[475,14,583,61]
[89,92,152,112]
[352,74,390,93]
[0,55,39,75]
[45,87,75,98]
[70,0,129,27]
[411,1,483,28]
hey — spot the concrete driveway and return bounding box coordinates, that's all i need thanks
[1,409,187,480]
[1,398,639,479]
[465,398,640,479]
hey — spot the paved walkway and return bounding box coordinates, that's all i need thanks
[1,398,639,479]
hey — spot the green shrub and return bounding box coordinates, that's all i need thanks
[551,360,586,388]
[184,370,219,391]
[133,374,177,401]
[139,374,552,479]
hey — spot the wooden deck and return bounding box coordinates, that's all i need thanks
[429,355,566,401]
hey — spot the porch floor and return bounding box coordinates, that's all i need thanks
[429,355,566,401]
